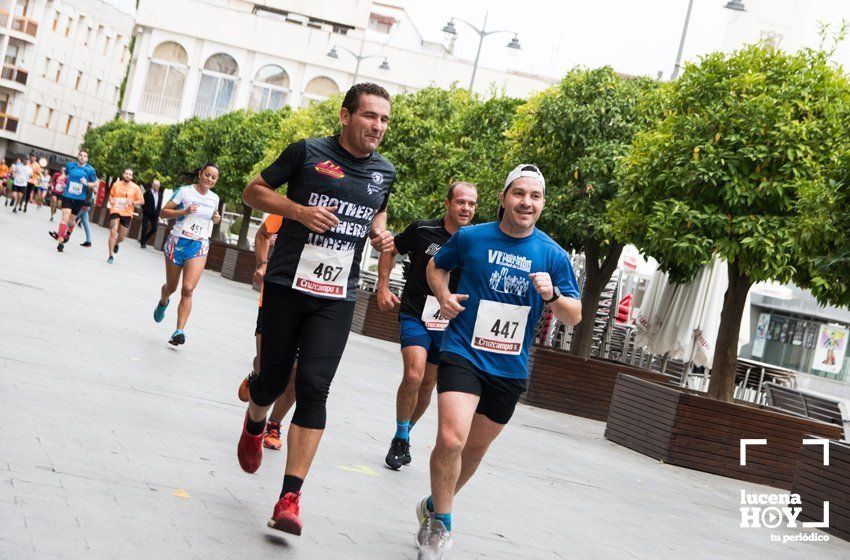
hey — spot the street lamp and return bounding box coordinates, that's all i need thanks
[671,0,746,80]
[440,11,521,91]
[327,44,390,86]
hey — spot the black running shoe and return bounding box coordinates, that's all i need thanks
[49,231,59,240]
[114,244,119,253]
[57,242,64,252]
[385,437,411,470]
[80,241,91,247]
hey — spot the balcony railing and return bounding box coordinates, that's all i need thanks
[0,112,19,133]
[141,92,181,120]
[1,65,28,86]
[11,16,38,37]
[194,102,229,120]
[0,10,9,27]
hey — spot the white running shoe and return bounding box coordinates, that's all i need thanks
[415,496,433,547]
[417,518,452,560]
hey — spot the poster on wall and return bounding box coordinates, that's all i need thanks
[812,324,849,375]
[751,313,771,358]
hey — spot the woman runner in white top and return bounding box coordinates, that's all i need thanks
[152,163,222,346]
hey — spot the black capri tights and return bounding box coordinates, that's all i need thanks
[248,282,355,430]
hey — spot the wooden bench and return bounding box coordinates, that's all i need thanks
[605,374,845,489]
[764,382,850,439]
[521,346,670,421]
[792,438,850,542]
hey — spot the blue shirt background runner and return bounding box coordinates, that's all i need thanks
[64,161,97,201]
[433,222,581,379]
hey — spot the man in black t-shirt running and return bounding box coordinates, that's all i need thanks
[377,182,478,469]
[238,83,395,536]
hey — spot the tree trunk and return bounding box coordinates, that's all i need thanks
[706,259,752,402]
[211,199,225,241]
[237,203,253,250]
[569,239,625,358]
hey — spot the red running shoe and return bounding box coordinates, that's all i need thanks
[237,411,264,473]
[267,492,302,535]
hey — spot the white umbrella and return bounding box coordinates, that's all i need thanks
[633,259,750,369]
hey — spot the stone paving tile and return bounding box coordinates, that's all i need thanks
[2,207,850,559]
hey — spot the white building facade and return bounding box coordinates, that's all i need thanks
[0,0,133,165]
[121,0,555,124]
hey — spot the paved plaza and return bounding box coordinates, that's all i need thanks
[1,207,849,560]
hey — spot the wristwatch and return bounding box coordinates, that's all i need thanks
[544,287,562,304]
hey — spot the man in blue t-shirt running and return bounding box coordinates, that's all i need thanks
[414,164,582,560]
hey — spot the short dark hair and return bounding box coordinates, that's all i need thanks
[446,181,477,201]
[342,82,391,114]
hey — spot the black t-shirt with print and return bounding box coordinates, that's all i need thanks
[260,136,396,301]
[393,218,459,319]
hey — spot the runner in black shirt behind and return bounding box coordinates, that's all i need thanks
[377,182,478,469]
[238,83,395,537]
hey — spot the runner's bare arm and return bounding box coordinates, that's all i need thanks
[253,222,271,284]
[369,210,393,253]
[376,247,400,312]
[159,200,194,219]
[243,174,338,233]
[529,272,582,326]
[427,259,467,319]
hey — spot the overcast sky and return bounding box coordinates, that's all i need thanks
[405,0,850,80]
[113,0,850,80]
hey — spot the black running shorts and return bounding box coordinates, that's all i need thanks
[109,213,132,228]
[437,352,527,425]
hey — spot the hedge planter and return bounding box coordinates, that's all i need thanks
[522,346,669,421]
[793,439,850,541]
[605,374,844,489]
[205,241,227,272]
[97,208,110,227]
[89,206,105,225]
[221,246,255,284]
[128,215,142,240]
[153,223,168,251]
[350,289,399,343]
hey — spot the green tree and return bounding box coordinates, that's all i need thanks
[610,46,850,401]
[508,67,661,358]
[214,108,290,247]
[380,87,522,229]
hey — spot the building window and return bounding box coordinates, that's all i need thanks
[52,11,60,31]
[64,17,74,37]
[368,14,395,34]
[0,93,9,114]
[4,44,19,66]
[194,53,239,119]
[32,104,40,124]
[41,57,50,78]
[121,45,128,64]
[249,65,290,111]
[46,108,53,128]
[141,41,188,120]
[114,86,119,102]
[65,115,73,134]
[55,63,63,82]
[96,79,102,96]
[74,70,82,90]
[103,36,110,55]
[15,0,30,18]
[84,27,92,46]
[300,76,339,107]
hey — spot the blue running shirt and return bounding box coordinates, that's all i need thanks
[433,222,580,379]
[64,162,97,201]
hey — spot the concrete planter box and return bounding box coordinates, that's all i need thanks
[523,346,669,421]
[204,240,228,272]
[350,289,399,343]
[605,374,844,489]
[221,246,255,284]
[793,439,850,541]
